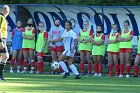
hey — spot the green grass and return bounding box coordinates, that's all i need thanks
[0,72,140,93]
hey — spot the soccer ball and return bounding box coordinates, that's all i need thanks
[51,62,60,70]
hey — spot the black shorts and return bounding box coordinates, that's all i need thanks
[0,38,8,53]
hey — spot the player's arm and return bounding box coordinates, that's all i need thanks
[51,37,63,42]
[108,34,118,44]
[85,30,93,42]
[72,38,78,52]
[0,16,5,49]
[41,32,48,52]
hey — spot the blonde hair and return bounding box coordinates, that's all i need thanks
[2,5,10,17]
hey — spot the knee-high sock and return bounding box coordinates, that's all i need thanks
[134,66,139,76]
[126,66,131,75]
[115,64,119,74]
[37,62,41,72]
[40,62,44,72]
[94,63,98,73]
[10,59,15,67]
[23,60,28,68]
[119,64,124,75]
[69,64,79,75]
[88,62,92,74]
[98,63,102,73]
[31,60,35,69]
[0,62,5,77]
[108,64,113,74]
[17,59,22,67]
[80,62,84,73]
[59,61,68,73]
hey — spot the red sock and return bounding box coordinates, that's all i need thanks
[126,66,131,75]
[134,66,139,76]
[94,63,98,73]
[88,62,92,74]
[119,64,124,75]
[98,63,102,73]
[58,66,63,72]
[37,62,41,72]
[108,64,113,74]
[23,60,28,67]
[17,59,22,66]
[10,59,15,67]
[40,62,44,72]
[80,62,84,73]
[115,64,119,74]
[31,61,35,68]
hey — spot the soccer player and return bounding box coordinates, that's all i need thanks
[78,21,93,75]
[22,18,36,73]
[92,25,105,77]
[36,22,48,74]
[118,20,134,78]
[49,21,81,79]
[70,18,80,36]
[49,19,64,74]
[134,35,140,77]
[10,20,23,73]
[107,24,119,77]
[0,5,10,81]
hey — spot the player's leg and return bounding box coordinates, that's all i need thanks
[125,50,131,78]
[0,52,9,80]
[22,48,28,73]
[29,49,35,73]
[108,52,113,77]
[58,53,69,78]
[93,56,98,76]
[10,50,18,73]
[113,53,119,77]
[17,50,22,73]
[97,55,103,76]
[134,55,140,77]
[36,52,43,74]
[67,57,81,79]
[79,51,85,74]
[86,51,92,75]
[56,46,64,73]
[50,47,57,74]
[119,49,125,77]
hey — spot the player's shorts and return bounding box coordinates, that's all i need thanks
[50,46,63,52]
[0,38,8,54]
[37,52,46,57]
[62,49,76,57]
[80,50,91,52]
[22,48,34,51]
[119,48,132,53]
[107,51,119,55]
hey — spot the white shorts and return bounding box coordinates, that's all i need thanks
[62,50,76,57]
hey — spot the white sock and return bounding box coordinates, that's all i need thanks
[69,64,79,75]
[59,61,68,73]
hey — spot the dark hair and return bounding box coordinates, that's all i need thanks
[54,18,60,21]
[38,22,44,26]
[65,21,72,29]
[16,20,21,23]
[70,18,75,22]
[83,21,89,24]
[112,24,118,28]
[96,24,103,30]
[124,20,130,26]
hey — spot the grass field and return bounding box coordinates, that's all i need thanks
[0,72,140,93]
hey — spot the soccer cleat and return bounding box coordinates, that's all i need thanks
[115,72,118,77]
[108,72,112,77]
[10,70,14,73]
[119,75,123,78]
[134,75,138,77]
[62,72,70,78]
[29,70,34,74]
[0,76,6,81]
[75,75,81,79]
[93,73,98,76]
[21,70,27,73]
[126,75,130,78]
[17,69,20,73]
[98,73,102,77]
